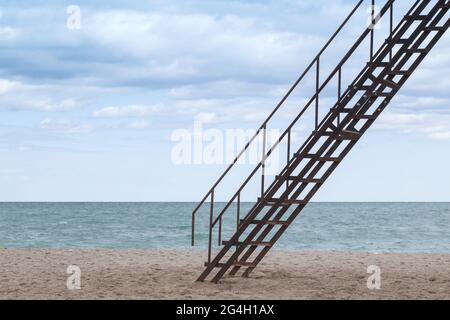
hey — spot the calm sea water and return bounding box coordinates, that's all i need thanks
[0,202,449,252]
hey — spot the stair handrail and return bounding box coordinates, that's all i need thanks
[191,0,398,246]
[316,0,422,132]
[208,0,399,229]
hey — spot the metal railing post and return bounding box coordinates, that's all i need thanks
[286,129,291,190]
[235,193,241,262]
[261,126,267,197]
[315,57,320,130]
[218,216,222,246]
[208,190,214,263]
[390,2,394,61]
[192,211,195,246]
[236,193,241,232]
[370,0,375,61]
[338,68,342,126]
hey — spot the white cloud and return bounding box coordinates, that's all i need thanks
[377,92,450,141]
[194,112,218,124]
[0,26,16,38]
[379,113,427,125]
[242,111,268,122]
[129,120,150,130]
[393,95,450,111]
[92,104,161,118]
[78,10,325,85]
[168,80,287,100]
[428,131,450,141]
[0,79,21,95]
[0,79,24,95]
[175,99,269,123]
[36,98,77,112]
[174,95,311,125]
[39,119,93,134]
[11,97,77,112]
[2,3,450,140]
[18,146,30,152]
[0,79,80,112]
[377,112,450,141]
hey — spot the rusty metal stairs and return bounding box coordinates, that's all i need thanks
[191,0,450,283]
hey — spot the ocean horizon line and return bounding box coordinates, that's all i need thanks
[1,202,450,253]
[2,201,450,204]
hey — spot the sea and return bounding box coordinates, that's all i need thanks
[0,202,449,252]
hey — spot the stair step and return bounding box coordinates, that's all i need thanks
[425,26,445,31]
[367,61,390,68]
[395,38,410,45]
[338,130,362,141]
[331,107,354,113]
[204,262,227,268]
[405,48,428,54]
[233,262,257,268]
[370,74,400,89]
[371,91,395,97]
[299,153,341,162]
[204,261,257,268]
[241,219,289,226]
[277,175,324,184]
[381,78,400,90]
[405,14,428,21]
[388,69,412,76]
[369,74,400,90]
[259,197,307,206]
[291,177,324,184]
[296,178,323,183]
[355,114,377,120]
[222,241,273,247]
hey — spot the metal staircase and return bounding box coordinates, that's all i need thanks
[191,0,450,283]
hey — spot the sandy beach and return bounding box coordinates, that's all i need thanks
[0,248,449,300]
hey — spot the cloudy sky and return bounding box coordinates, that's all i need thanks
[0,0,449,202]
